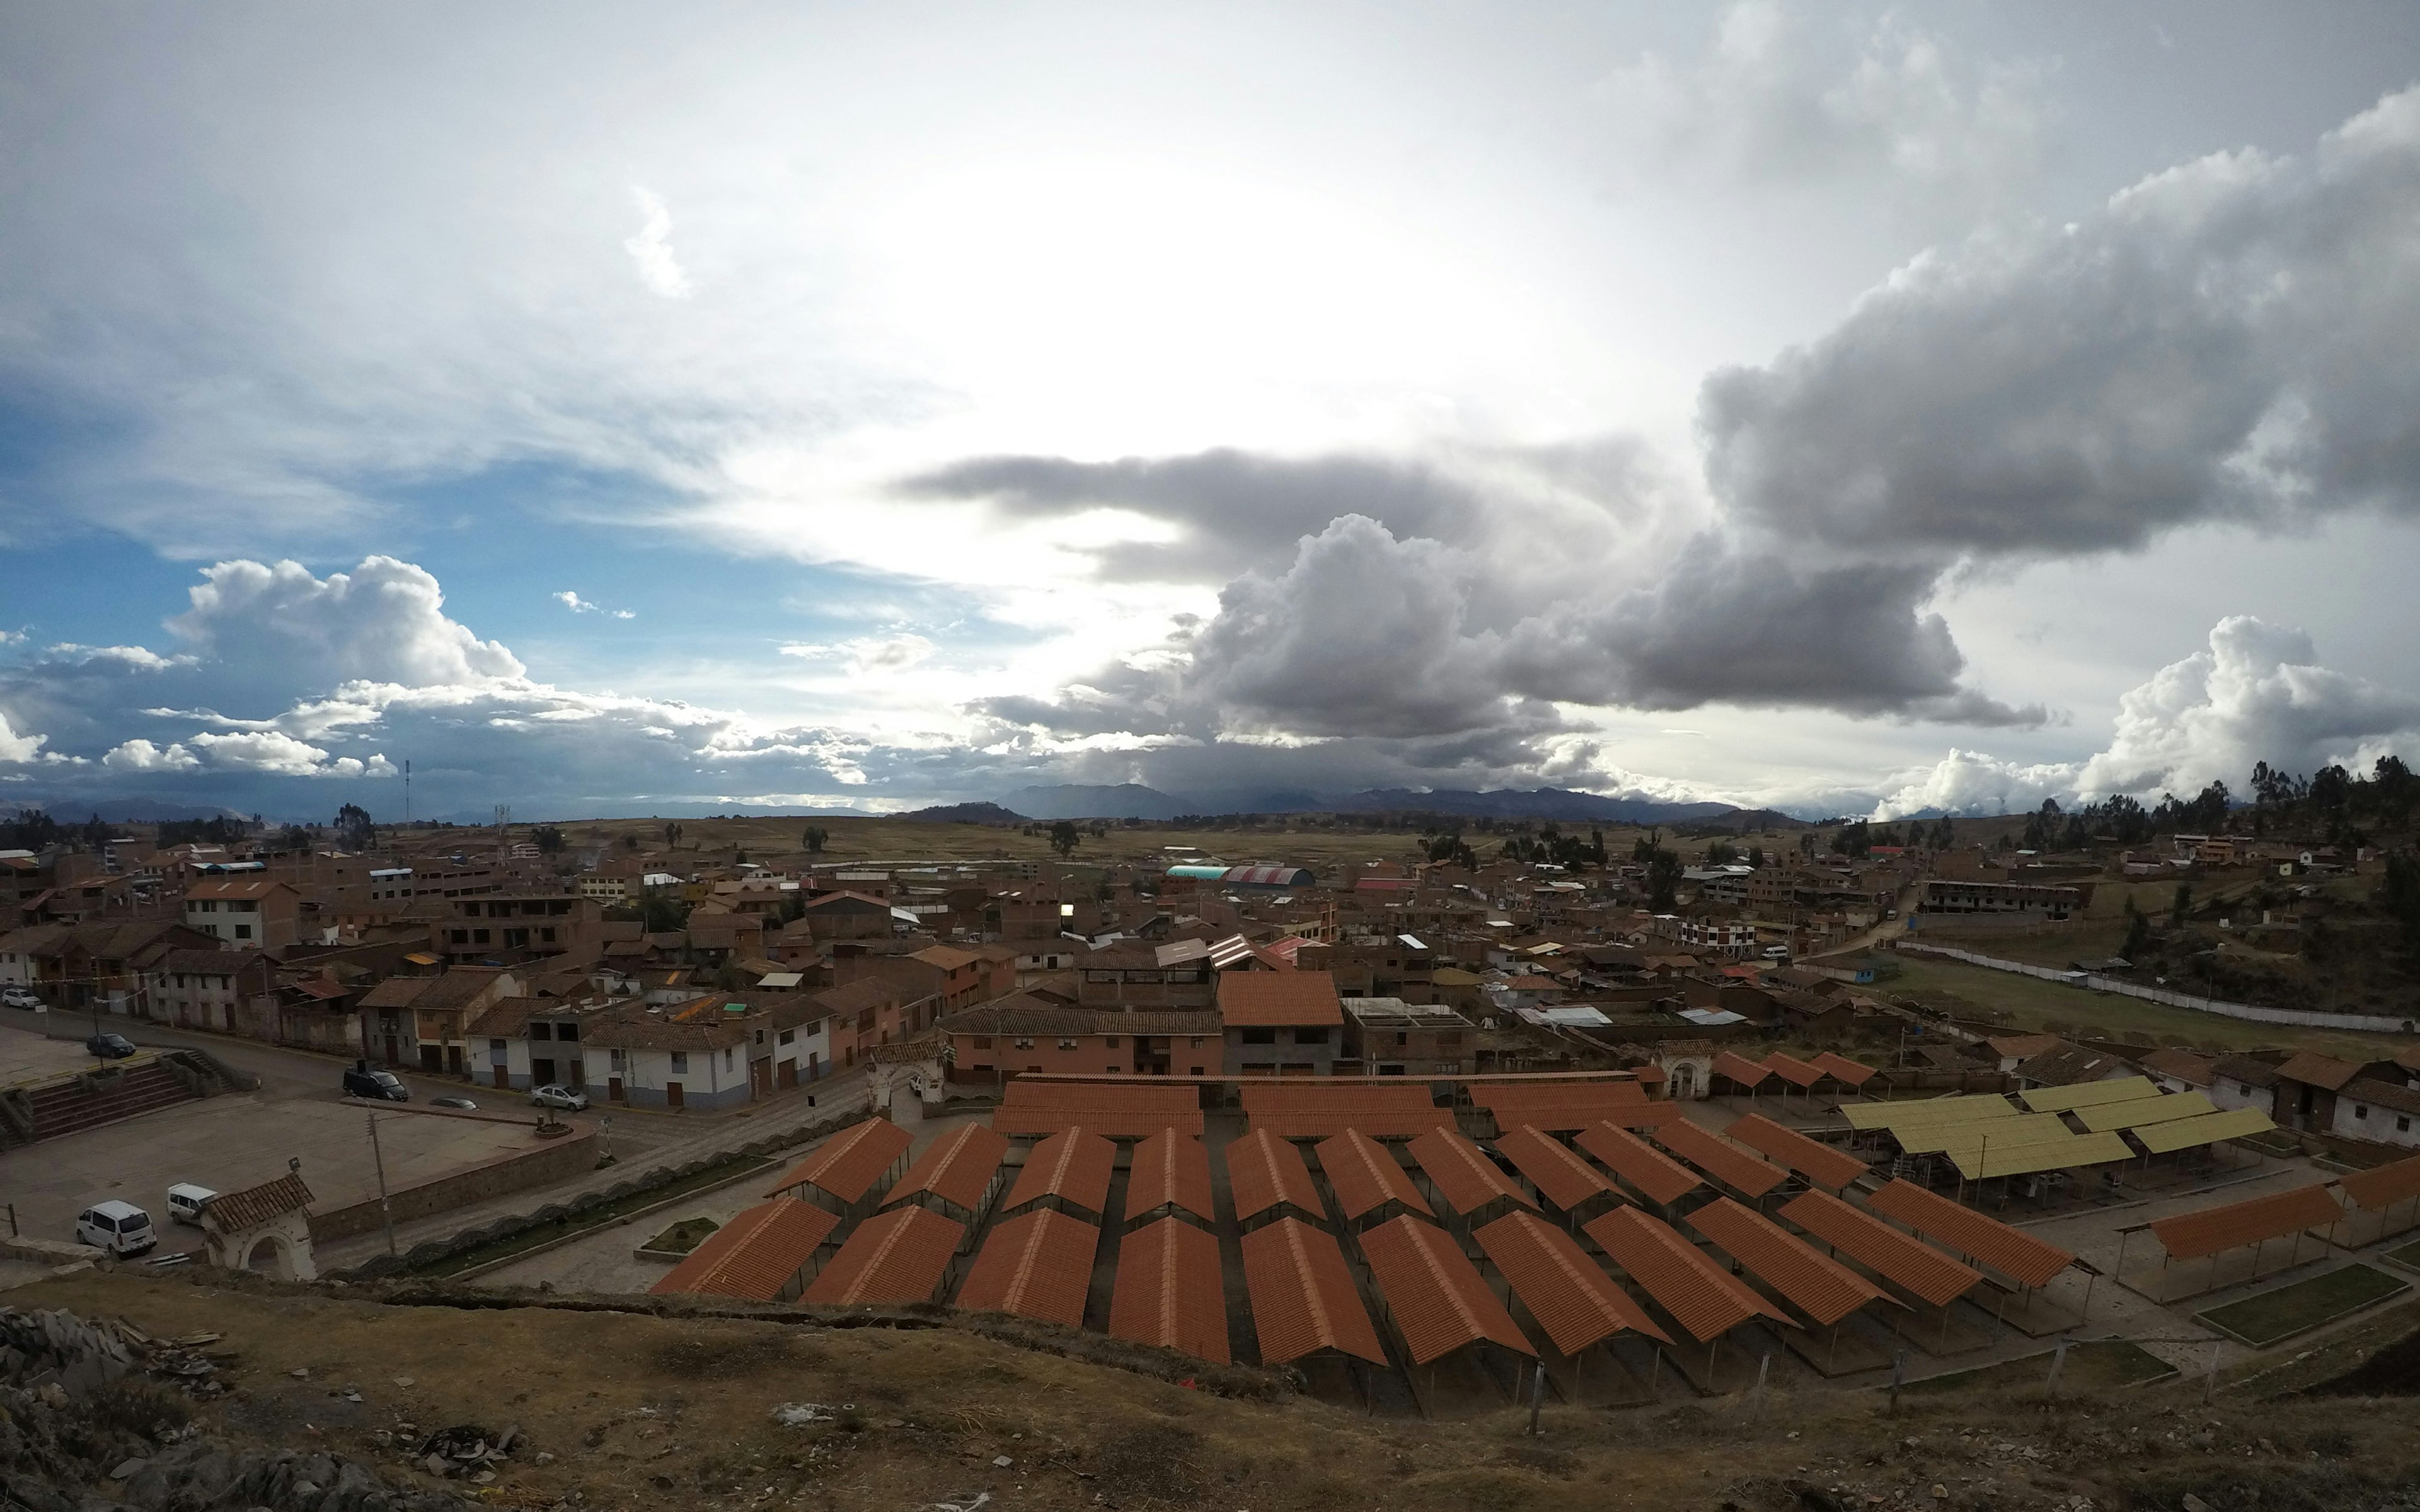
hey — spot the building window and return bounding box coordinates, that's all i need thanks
[2402,1116,2413,1133]
[1295,1026,1329,1045]
[754,1029,766,1045]
[2357,1104,2370,1119]
[610,1049,625,1070]
[1103,1035,1120,1048]
[1013,1038,1034,1050]
[531,1022,551,1041]
[1240,1027,1276,1045]
[233,925,251,940]
[972,1036,993,1048]
[671,1051,688,1073]
[1056,1038,1078,1051]
[559,1022,579,1042]
[723,1047,734,1068]
[1189,1066,1204,1075]
[779,1029,794,1046]
[1189,1036,1205,1048]
[490,1038,506,1051]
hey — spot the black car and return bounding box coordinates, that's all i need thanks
[343,1065,410,1101]
[84,1033,137,1059]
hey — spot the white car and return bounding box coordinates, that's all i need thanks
[76,1200,156,1256]
[530,1084,590,1112]
[0,988,40,1010]
[166,1184,217,1226]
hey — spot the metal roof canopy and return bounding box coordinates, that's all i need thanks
[763,1118,914,1204]
[2074,1091,2218,1131]
[1475,1210,1671,1354]
[1944,1129,2135,1181]
[2018,1076,2158,1113]
[1687,1196,1892,1327]
[1710,1051,1775,1088]
[1242,1082,1450,1140]
[1865,1179,2075,1289]
[1842,1094,2022,1131]
[2129,1106,2278,1155]
[1108,1216,1230,1364]
[1894,1111,2073,1155]
[1810,1051,1878,1088]
[2141,1183,2342,1262]
[1762,1052,1826,1089]
[994,1080,1205,1138]
[1584,1206,1792,1344]
[2339,1152,2420,1213]
[1358,1214,1535,1366]
[1778,1189,1981,1309]
[1238,1216,1387,1365]
[649,1197,839,1302]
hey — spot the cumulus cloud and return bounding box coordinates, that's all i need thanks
[623,188,693,300]
[169,557,522,709]
[554,590,635,619]
[1873,616,2420,817]
[0,712,50,764]
[101,738,200,772]
[781,636,938,674]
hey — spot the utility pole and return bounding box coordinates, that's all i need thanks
[367,1111,398,1256]
[403,759,411,826]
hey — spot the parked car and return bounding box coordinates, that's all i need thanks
[0,987,40,1010]
[430,1095,478,1110]
[84,1032,137,1059]
[165,1184,217,1226]
[530,1084,589,1113]
[75,1200,156,1256]
[342,1065,409,1101]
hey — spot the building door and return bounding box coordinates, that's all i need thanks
[446,1045,464,1075]
[608,1076,625,1102]
[778,1060,798,1088]
[492,1065,508,1089]
[752,1057,773,1098]
[666,1081,684,1109]
[531,1057,556,1087]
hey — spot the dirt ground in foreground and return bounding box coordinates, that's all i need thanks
[23,1268,2420,1512]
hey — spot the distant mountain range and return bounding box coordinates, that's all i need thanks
[994,782,1804,827]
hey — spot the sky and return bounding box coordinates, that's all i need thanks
[5,1,2420,823]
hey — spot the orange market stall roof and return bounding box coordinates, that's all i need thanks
[1477,1210,1671,1354]
[1576,1121,1706,1208]
[1687,1196,1891,1327]
[955,1207,1100,1327]
[763,1118,914,1204]
[1649,1117,1790,1200]
[885,1123,1010,1214]
[1494,1125,1619,1211]
[994,1080,1204,1138]
[1003,1128,1117,1218]
[1226,1127,1325,1223]
[1811,1051,1878,1088]
[801,1204,964,1307]
[1711,1051,1775,1089]
[1239,1216,1388,1365]
[1778,1189,1982,1309]
[1109,1215,1230,1363]
[1724,1114,1870,1193]
[1242,1082,1451,1140]
[1584,1206,1792,1344]
[1865,1179,2075,1289]
[1408,1127,1537,1217]
[2339,1153,2420,1213]
[1357,1214,1534,1365]
[649,1198,839,1301]
[2145,1183,2342,1263]
[1122,1128,1216,1224]
[1762,1051,1826,1090]
[1468,1079,1647,1132]
[1317,1128,1433,1221]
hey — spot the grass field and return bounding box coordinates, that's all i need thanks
[2383,1239,2420,1274]
[1887,955,2417,1060]
[1903,1338,2177,1395]
[2196,1264,2410,1348]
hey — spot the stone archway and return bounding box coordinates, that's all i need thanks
[244,1234,290,1277]
[1669,1061,1698,1100]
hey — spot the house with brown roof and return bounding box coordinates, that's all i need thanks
[583,995,774,1109]
[814,977,938,1070]
[795,890,896,941]
[2272,1050,2390,1133]
[183,878,302,950]
[2335,1078,2420,1150]
[0,919,218,1016]
[940,994,1222,1083]
[1219,968,1344,1075]
[2009,1041,2137,1091]
[2209,1051,2286,1116]
[2138,1047,2217,1095]
[357,966,522,1074]
[1982,1033,2063,1072]
[142,948,279,1036]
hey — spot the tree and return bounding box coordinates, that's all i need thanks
[663,820,684,849]
[2373,755,2417,828]
[1930,815,1957,849]
[275,823,313,852]
[334,803,374,851]
[1645,849,1683,912]
[2168,883,2194,930]
[2121,898,2151,963]
[1705,840,1737,865]
[621,833,640,852]
[533,825,565,855]
[803,825,829,854]
[1830,820,1871,858]
[1049,820,1081,858]
[1746,845,1765,869]
[2383,853,2420,946]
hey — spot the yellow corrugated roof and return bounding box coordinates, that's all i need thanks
[2075,1091,2217,1132]
[2019,1076,2157,1112]
[1841,1095,2020,1131]
[2131,1106,2277,1155]
[1947,1130,2134,1179]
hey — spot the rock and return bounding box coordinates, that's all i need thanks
[2182,1498,2211,1512]
[993,1456,1013,1469]
[1930,1486,1947,1500]
[424,1455,451,1477]
[534,1452,555,1466]
[293,1482,320,1499]
[393,1377,414,1388]
[291,1368,311,1379]
[473,1472,496,1486]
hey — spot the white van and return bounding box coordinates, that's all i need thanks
[165,1184,217,1226]
[75,1200,156,1256]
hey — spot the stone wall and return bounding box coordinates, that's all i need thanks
[308,1128,598,1242]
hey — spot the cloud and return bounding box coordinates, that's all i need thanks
[1872,616,2420,817]
[780,635,938,674]
[185,731,393,778]
[554,590,635,619]
[0,712,50,764]
[623,188,693,300]
[101,738,200,772]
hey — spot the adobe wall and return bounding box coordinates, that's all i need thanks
[307,1126,597,1242]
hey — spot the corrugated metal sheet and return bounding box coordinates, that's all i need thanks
[885,1123,1010,1213]
[763,1118,914,1203]
[1584,1206,1789,1344]
[1108,1216,1230,1363]
[1316,1128,1433,1221]
[1778,1189,1980,1309]
[649,1198,839,1301]
[1724,1114,1869,1193]
[2018,1076,2158,1113]
[2130,1106,2277,1155]
[1226,1126,1325,1223]
[2339,1152,2420,1213]
[1762,1051,1826,1089]
[955,1207,1100,1327]
[1576,1121,1705,1207]
[1810,1051,1877,1087]
[1648,1118,1789,1200]
[1687,1196,1888,1327]
[1493,1125,1618,1211]
[801,1204,963,1306]
[1407,1127,1537,1217]
[1476,1210,1671,1354]
[1123,1128,1216,1223]
[1865,1179,2074,1288]
[1003,1128,1117,1218]
[1358,1214,1533,1366]
[2146,1182,2342,1263]
[994,1080,1205,1138]
[1242,1081,1448,1138]
[1710,1051,1775,1089]
[1894,1111,2072,1155]
[1238,1216,1387,1365]
[1945,1129,2135,1180]
[1842,1094,2022,1131]
[2075,1090,2218,1131]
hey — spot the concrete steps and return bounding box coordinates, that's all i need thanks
[27,1063,200,1140]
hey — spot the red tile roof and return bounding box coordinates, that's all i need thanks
[1647,1118,1789,1200]
[1219,970,1344,1028]
[1865,1179,2075,1288]
[649,1198,839,1301]
[764,1118,914,1204]
[1241,1082,1450,1140]
[1762,1051,1826,1089]
[801,1204,963,1306]
[1576,1121,1705,1208]
[1476,1210,1671,1353]
[1315,1128,1433,1221]
[1122,1129,1216,1224]
[1407,1127,1536,1217]
[1686,1196,1887,1326]
[1357,1214,1533,1365]
[885,1123,1010,1214]
[1584,1207,1790,1344]
[1777,1189,1980,1309]
[1107,1216,1230,1364]
[994,1080,1205,1138]
[1493,1125,1618,1211]
[1238,1217,1386,1365]
[2339,1153,2420,1213]
[1810,1051,1877,1088]
[1723,1113,1869,1193]
[1710,1051,1775,1089]
[2145,1182,2343,1263]
[1226,1127,1325,1223]
[1003,1128,1117,1218]
[955,1207,1100,1327]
